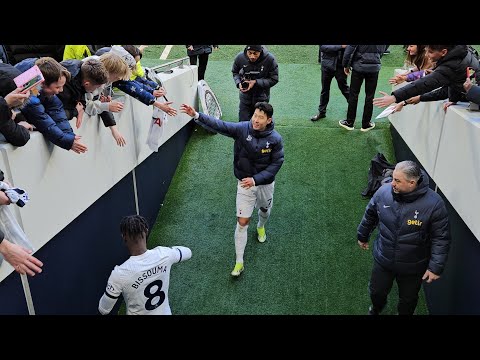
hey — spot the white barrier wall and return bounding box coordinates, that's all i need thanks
[434,103,480,243]
[389,84,480,242]
[0,65,198,282]
[389,101,446,177]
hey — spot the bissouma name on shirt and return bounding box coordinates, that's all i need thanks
[131,265,168,289]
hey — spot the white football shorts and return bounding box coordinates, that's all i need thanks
[236,180,275,218]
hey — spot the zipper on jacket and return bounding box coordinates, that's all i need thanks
[393,202,404,261]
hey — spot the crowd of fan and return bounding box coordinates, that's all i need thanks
[0,45,176,151]
[0,45,178,276]
[311,45,480,130]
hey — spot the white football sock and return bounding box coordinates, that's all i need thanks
[234,222,248,263]
[257,208,270,228]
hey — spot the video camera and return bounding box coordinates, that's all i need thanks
[241,70,261,89]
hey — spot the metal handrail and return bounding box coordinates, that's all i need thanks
[149,57,189,73]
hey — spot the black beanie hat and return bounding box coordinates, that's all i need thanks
[246,45,262,52]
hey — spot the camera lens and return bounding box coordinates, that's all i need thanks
[241,81,248,89]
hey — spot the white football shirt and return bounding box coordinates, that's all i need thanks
[98,246,191,315]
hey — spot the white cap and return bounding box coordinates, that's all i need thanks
[110,45,136,69]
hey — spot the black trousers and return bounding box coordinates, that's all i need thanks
[318,65,350,114]
[189,53,209,81]
[238,93,270,121]
[368,260,424,315]
[239,101,254,121]
[346,70,379,127]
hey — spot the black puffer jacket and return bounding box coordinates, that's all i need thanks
[343,45,386,73]
[0,63,22,97]
[320,45,346,71]
[0,45,8,64]
[393,45,479,103]
[186,45,216,56]
[57,60,84,120]
[0,96,30,146]
[358,171,451,275]
[0,63,30,146]
[4,45,65,65]
[232,46,279,105]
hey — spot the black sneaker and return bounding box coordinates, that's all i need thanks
[360,122,376,132]
[310,113,326,121]
[339,120,354,130]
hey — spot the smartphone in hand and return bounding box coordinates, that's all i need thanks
[14,65,44,94]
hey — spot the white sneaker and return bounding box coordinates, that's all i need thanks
[361,122,376,132]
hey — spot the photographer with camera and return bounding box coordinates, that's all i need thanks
[232,45,279,121]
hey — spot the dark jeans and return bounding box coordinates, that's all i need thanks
[318,65,350,114]
[368,260,424,315]
[189,53,209,81]
[346,70,379,127]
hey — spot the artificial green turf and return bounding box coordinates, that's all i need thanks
[142,45,428,315]
[143,44,480,66]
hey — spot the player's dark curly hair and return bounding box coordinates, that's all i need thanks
[120,215,149,241]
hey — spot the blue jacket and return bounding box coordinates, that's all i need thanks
[466,84,480,104]
[357,172,450,275]
[14,58,75,150]
[195,113,284,185]
[113,78,156,106]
